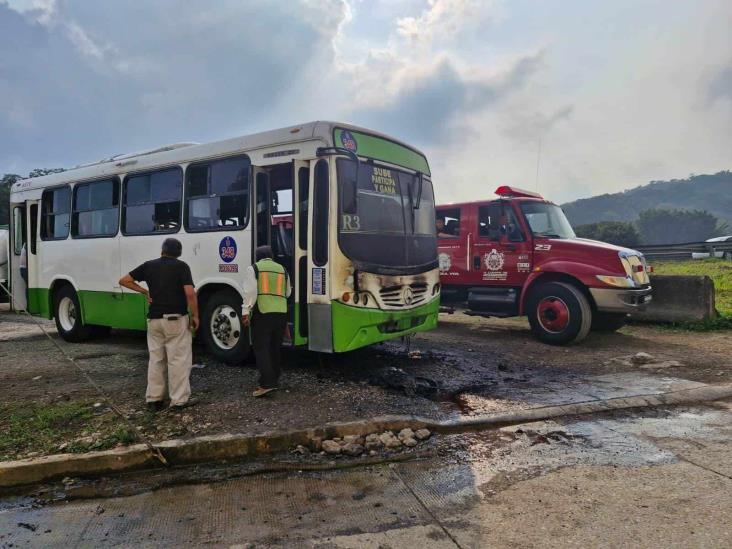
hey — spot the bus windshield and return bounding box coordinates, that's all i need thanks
[337,159,436,272]
[520,202,576,239]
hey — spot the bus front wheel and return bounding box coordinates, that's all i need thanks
[527,282,592,345]
[202,289,250,364]
[53,285,93,343]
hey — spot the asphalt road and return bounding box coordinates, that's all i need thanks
[2,400,731,548]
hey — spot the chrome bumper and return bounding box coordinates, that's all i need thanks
[589,286,652,313]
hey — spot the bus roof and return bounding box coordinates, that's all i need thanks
[11,121,428,193]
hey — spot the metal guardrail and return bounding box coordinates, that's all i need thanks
[635,241,732,261]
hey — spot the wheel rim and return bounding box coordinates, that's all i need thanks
[58,297,77,332]
[210,305,242,350]
[537,296,570,333]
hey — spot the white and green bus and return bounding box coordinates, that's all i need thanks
[8,122,440,362]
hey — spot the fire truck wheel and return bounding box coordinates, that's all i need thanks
[53,284,93,343]
[527,282,592,345]
[201,289,250,364]
[591,312,628,332]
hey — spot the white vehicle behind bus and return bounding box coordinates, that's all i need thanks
[8,122,440,361]
[0,228,8,301]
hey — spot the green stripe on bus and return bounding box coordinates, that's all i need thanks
[331,297,439,352]
[28,288,51,318]
[334,129,431,175]
[78,290,148,330]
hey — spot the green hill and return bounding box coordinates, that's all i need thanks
[562,171,732,227]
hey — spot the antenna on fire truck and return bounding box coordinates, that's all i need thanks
[534,136,542,192]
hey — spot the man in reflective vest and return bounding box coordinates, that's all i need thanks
[242,245,291,397]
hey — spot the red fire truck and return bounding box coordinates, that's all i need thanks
[437,186,652,344]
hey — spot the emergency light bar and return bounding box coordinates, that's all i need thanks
[495,186,544,199]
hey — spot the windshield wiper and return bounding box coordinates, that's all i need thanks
[535,232,562,238]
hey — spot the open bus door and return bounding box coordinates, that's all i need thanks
[25,201,39,313]
[292,159,309,347]
[9,204,27,311]
[306,158,332,352]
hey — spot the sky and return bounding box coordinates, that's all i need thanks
[1,0,730,204]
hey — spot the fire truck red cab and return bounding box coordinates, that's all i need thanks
[437,186,652,344]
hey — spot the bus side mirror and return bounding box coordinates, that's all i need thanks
[342,178,358,214]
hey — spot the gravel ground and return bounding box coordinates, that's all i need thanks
[1,304,730,460]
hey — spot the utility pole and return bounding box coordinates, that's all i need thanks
[534,136,542,191]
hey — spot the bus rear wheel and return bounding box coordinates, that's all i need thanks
[202,289,250,364]
[53,285,93,342]
[527,282,592,345]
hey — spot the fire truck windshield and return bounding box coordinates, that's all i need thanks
[520,202,576,239]
[337,158,437,272]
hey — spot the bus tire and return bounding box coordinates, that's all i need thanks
[53,285,93,343]
[591,312,628,332]
[527,282,592,345]
[202,289,250,364]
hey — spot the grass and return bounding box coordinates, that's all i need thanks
[0,400,140,460]
[650,258,732,330]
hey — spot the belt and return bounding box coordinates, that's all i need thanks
[163,314,183,321]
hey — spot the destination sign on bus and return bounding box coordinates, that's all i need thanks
[371,166,396,195]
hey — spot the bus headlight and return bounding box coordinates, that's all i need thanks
[596,275,635,288]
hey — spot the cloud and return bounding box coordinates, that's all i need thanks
[396,0,480,43]
[1,0,730,209]
[0,0,350,171]
[349,51,544,144]
[708,63,732,103]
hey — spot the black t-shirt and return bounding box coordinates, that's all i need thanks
[129,257,194,319]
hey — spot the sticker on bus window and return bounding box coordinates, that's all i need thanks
[312,267,326,295]
[341,130,358,152]
[371,167,397,195]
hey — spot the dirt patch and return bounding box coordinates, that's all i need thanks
[432,313,732,384]
[1,307,730,461]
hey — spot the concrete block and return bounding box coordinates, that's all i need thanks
[634,275,716,323]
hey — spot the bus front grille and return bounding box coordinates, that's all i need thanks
[379,283,429,308]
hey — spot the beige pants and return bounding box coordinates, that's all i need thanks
[146,316,192,406]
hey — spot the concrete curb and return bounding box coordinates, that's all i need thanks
[2,383,731,489]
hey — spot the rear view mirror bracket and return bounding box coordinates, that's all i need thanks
[317,147,360,214]
[413,173,423,209]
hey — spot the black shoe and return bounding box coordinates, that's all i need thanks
[168,398,199,412]
[146,401,165,413]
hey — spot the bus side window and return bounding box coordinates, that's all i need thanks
[298,167,309,251]
[41,186,71,240]
[30,205,38,254]
[72,179,119,238]
[312,160,328,266]
[13,207,26,254]
[185,155,250,232]
[123,168,182,235]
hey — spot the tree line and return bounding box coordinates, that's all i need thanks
[2,168,728,248]
[575,208,728,247]
[0,169,65,226]
[562,171,732,228]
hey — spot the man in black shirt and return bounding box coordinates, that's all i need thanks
[119,238,199,411]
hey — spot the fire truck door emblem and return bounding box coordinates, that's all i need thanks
[438,252,451,273]
[484,249,505,271]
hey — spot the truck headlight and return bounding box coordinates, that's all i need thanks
[596,275,635,288]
